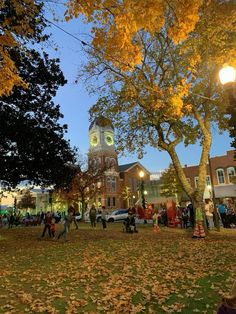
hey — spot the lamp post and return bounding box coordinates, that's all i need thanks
[219,64,236,150]
[139,171,146,209]
[132,195,136,206]
[208,154,220,231]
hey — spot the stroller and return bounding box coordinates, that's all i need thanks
[123,213,138,233]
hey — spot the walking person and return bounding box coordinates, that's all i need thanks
[182,208,189,229]
[8,213,14,229]
[41,212,52,238]
[57,215,69,242]
[187,203,195,228]
[101,206,107,230]
[205,200,214,230]
[50,218,56,239]
[68,205,78,230]
[218,201,227,228]
[89,205,97,228]
[152,211,160,232]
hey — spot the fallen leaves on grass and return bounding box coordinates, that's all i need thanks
[0,226,235,313]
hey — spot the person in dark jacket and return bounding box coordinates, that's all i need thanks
[187,203,195,228]
[8,213,14,229]
[41,212,52,238]
[89,205,97,228]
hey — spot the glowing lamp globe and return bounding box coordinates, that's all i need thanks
[139,170,144,178]
[219,65,236,85]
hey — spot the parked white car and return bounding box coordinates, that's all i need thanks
[75,213,82,221]
[106,209,129,222]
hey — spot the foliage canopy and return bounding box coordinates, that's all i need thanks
[66,0,236,204]
[0,48,76,188]
[0,0,48,96]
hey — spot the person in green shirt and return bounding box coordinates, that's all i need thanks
[192,201,205,238]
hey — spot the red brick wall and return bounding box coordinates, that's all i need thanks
[183,150,236,188]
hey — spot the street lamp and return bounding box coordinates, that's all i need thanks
[219,64,236,151]
[132,195,136,206]
[219,65,236,85]
[139,171,146,209]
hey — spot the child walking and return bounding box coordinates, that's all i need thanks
[57,216,69,242]
[101,206,107,230]
[51,218,56,239]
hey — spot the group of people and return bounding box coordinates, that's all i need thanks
[0,212,24,228]
[123,210,138,233]
[41,206,78,241]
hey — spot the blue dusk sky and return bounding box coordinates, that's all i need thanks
[44,5,232,173]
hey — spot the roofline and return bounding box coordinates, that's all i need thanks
[119,162,151,175]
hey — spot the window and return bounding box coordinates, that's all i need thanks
[206,175,211,186]
[129,177,138,192]
[194,177,199,188]
[107,197,115,207]
[227,167,235,183]
[216,169,225,184]
[106,177,116,192]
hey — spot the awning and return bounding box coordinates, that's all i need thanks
[214,185,236,198]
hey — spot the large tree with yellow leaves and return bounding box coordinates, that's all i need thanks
[66,0,236,206]
[0,0,47,96]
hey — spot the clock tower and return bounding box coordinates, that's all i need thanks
[88,117,120,208]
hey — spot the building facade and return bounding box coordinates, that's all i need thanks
[183,150,236,202]
[88,118,150,210]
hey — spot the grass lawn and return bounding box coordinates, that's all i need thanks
[0,223,235,314]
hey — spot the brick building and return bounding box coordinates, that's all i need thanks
[88,118,150,210]
[182,150,236,201]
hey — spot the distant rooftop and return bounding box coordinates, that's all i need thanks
[118,162,138,172]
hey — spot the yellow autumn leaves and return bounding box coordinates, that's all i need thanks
[0,0,39,96]
[65,0,203,71]
[0,225,236,313]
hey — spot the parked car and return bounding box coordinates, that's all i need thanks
[106,209,129,222]
[21,215,40,226]
[75,213,82,221]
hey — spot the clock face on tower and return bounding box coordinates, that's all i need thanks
[90,133,99,147]
[105,132,114,146]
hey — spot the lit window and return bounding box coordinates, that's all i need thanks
[227,167,235,183]
[216,169,225,184]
